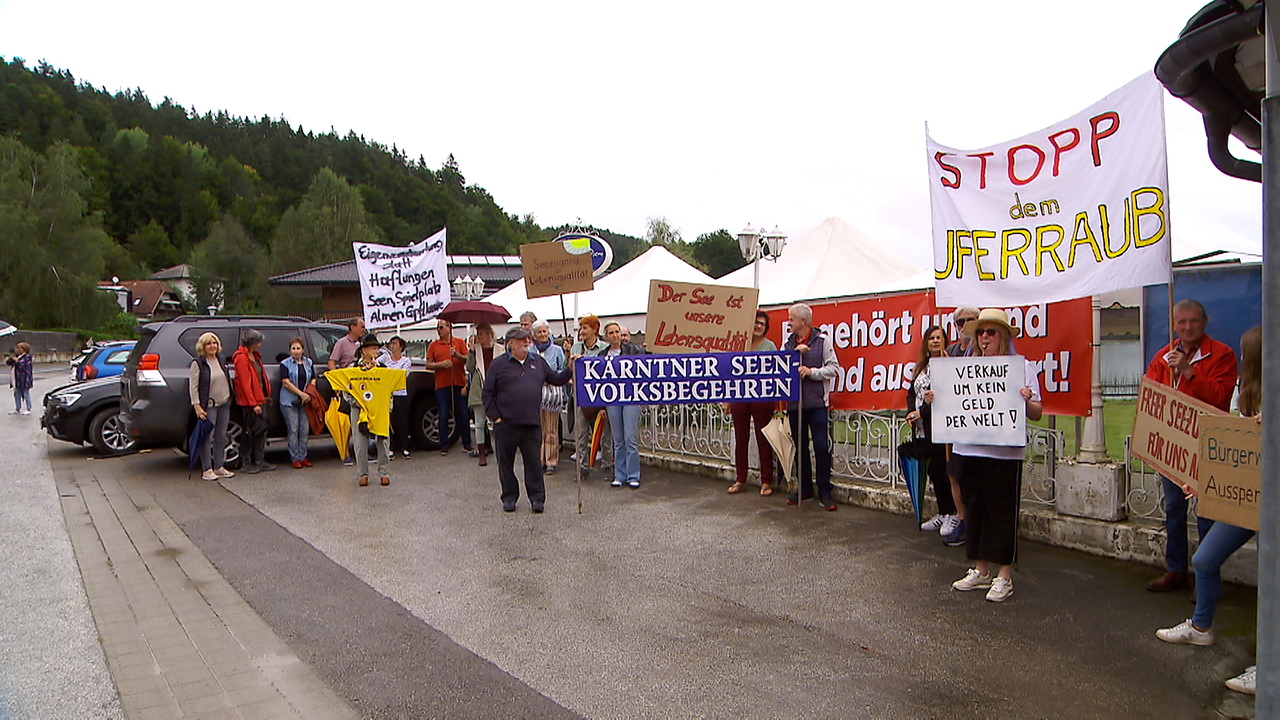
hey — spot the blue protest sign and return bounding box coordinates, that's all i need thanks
[575,351,800,407]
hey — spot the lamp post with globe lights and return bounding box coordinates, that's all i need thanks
[737,224,788,289]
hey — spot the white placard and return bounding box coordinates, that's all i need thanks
[930,356,1027,446]
[354,228,449,330]
[926,72,1172,307]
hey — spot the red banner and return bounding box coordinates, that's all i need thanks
[764,291,1092,416]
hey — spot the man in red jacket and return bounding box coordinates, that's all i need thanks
[1144,299,1236,593]
[233,329,276,474]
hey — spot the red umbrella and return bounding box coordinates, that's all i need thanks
[436,300,511,326]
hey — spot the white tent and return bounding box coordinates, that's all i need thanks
[485,245,716,334]
[721,217,923,307]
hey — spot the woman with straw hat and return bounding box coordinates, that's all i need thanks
[949,308,1043,603]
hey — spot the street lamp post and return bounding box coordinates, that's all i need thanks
[737,224,788,289]
[452,275,486,302]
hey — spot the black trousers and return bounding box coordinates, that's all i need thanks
[494,422,545,505]
[927,442,956,515]
[389,396,410,454]
[955,454,1022,566]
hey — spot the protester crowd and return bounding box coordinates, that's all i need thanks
[176,299,1259,696]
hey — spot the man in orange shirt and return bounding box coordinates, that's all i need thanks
[426,319,474,456]
[1144,299,1238,593]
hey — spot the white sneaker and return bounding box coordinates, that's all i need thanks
[920,514,945,532]
[213,467,235,478]
[1225,665,1256,695]
[19,409,30,415]
[986,577,1014,602]
[939,515,960,535]
[1155,619,1215,646]
[201,469,218,481]
[6,410,17,415]
[952,568,993,591]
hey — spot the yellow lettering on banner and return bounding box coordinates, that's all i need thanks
[972,230,996,280]
[1035,225,1066,276]
[1068,212,1104,267]
[953,230,973,279]
[1132,186,1167,248]
[1001,229,1032,279]
[1100,203,1128,259]
[936,230,957,280]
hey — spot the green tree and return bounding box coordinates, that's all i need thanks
[0,137,118,329]
[692,229,748,279]
[189,214,264,313]
[645,215,705,270]
[126,219,179,272]
[271,167,382,274]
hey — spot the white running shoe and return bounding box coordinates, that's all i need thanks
[1225,665,1256,695]
[213,467,235,478]
[201,469,218,481]
[920,514,946,532]
[1155,619,1215,646]
[986,577,1014,602]
[19,409,30,415]
[939,515,960,536]
[952,568,993,591]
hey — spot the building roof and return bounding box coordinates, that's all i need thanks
[98,280,183,317]
[268,256,524,291]
[151,263,195,280]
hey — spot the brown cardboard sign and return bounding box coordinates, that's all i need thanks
[1197,415,1262,531]
[1130,376,1227,492]
[520,240,594,299]
[645,279,759,354]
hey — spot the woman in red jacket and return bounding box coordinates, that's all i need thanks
[233,329,275,473]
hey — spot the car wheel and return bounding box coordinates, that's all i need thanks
[89,409,137,455]
[409,401,463,450]
[224,418,244,468]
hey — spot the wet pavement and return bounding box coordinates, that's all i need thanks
[9,364,1263,718]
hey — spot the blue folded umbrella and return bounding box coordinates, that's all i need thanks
[188,417,214,477]
[897,439,931,530]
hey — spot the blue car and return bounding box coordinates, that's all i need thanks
[76,341,136,382]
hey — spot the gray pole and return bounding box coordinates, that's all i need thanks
[1258,2,1279,715]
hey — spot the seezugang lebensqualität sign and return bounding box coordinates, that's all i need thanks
[575,351,798,407]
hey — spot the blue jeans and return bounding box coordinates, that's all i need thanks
[281,402,309,462]
[436,386,472,451]
[789,407,832,499]
[199,402,230,471]
[1161,476,1213,573]
[606,404,641,484]
[1191,519,1255,628]
[13,386,31,412]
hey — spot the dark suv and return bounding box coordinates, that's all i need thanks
[120,316,454,465]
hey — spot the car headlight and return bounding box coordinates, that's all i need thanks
[53,392,82,407]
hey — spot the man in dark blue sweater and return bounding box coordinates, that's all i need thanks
[483,327,573,513]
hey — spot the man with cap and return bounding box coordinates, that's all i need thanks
[482,327,573,512]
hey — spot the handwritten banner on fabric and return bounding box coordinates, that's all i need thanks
[520,239,595,298]
[1130,377,1226,491]
[354,228,449,330]
[764,291,1091,415]
[1197,415,1262,531]
[926,72,1172,306]
[645,280,759,354]
[929,356,1027,446]
[574,351,798,407]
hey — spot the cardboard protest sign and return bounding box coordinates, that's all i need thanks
[520,239,594,298]
[927,72,1171,307]
[1196,415,1261,531]
[764,292,1091,415]
[646,280,759,354]
[929,356,1027,446]
[575,351,798,407]
[1130,377,1226,491]
[354,228,449,330]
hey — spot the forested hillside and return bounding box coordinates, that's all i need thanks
[0,57,743,330]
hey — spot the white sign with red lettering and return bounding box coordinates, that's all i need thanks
[926,72,1172,307]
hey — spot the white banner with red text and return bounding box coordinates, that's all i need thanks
[927,72,1172,307]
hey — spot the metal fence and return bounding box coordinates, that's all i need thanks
[638,404,1064,507]
[1124,435,1170,522]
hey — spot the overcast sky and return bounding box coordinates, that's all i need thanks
[0,1,1261,268]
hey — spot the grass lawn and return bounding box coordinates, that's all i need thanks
[1032,399,1136,463]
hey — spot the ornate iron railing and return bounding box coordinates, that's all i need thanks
[638,404,1062,506]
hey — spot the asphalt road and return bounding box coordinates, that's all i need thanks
[11,360,1261,719]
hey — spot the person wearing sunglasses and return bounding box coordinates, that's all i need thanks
[939,306,979,545]
[949,309,1042,602]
